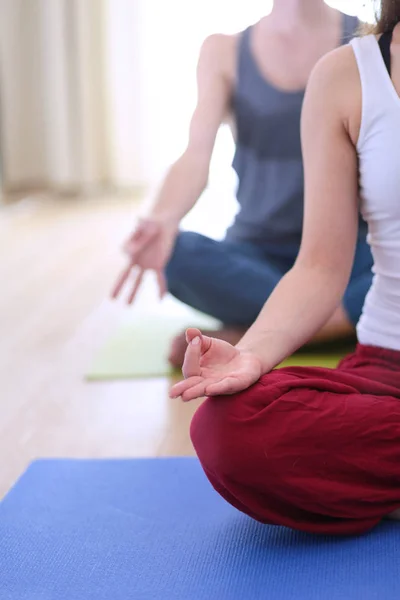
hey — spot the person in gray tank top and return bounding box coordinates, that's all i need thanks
[113,1,373,368]
[228,16,363,245]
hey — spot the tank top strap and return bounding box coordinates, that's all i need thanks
[378,30,393,75]
[350,35,396,150]
[341,13,359,44]
[351,35,395,98]
[239,25,252,51]
[236,26,255,85]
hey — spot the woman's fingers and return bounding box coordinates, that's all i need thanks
[185,328,213,355]
[157,270,167,299]
[185,328,202,344]
[124,221,159,258]
[116,221,161,299]
[170,376,222,402]
[205,376,243,396]
[111,262,133,299]
[112,264,162,304]
[127,268,144,304]
[181,378,220,402]
[182,334,202,379]
[169,376,204,399]
[181,328,215,379]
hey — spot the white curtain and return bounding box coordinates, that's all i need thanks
[0,0,147,193]
[0,0,373,194]
[0,0,108,192]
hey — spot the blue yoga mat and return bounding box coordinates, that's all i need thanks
[1,458,399,600]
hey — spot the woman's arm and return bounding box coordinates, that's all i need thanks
[149,34,233,223]
[236,47,361,371]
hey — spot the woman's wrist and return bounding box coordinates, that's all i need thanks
[235,340,275,375]
[143,210,180,229]
[236,329,297,374]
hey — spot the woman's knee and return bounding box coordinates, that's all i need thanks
[190,377,284,481]
[165,231,212,294]
[190,392,252,480]
[189,382,310,528]
[190,373,397,535]
[190,398,231,476]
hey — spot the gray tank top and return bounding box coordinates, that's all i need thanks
[226,14,360,244]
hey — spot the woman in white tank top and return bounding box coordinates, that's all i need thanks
[171,0,400,536]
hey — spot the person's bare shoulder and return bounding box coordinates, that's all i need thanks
[198,33,238,85]
[305,44,362,143]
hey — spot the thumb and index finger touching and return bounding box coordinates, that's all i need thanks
[182,328,212,379]
[124,220,159,260]
[170,328,205,399]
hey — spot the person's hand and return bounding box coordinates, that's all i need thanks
[169,328,264,401]
[112,218,178,304]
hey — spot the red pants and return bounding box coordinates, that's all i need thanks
[191,344,400,535]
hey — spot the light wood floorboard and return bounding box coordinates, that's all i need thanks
[0,195,199,499]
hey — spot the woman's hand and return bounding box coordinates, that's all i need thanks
[169,328,264,402]
[111,218,178,303]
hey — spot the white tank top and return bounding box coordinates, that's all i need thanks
[350,35,400,351]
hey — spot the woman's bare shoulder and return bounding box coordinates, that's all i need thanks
[305,44,362,141]
[198,32,239,81]
[310,44,359,94]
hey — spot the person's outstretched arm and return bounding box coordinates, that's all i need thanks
[147,33,232,224]
[112,34,233,302]
[171,45,362,400]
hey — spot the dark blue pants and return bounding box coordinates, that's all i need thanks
[165,232,373,327]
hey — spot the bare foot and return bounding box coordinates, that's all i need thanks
[168,327,246,369]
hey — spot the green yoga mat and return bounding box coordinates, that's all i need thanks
[86,313,216,380]
[86,313,354,380]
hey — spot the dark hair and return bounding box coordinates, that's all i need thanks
[373,0,400,33]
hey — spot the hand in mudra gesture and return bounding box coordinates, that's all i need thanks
[112,218,177,303]
[169,328,263,402]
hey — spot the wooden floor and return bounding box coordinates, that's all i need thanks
[0,194,201,499]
